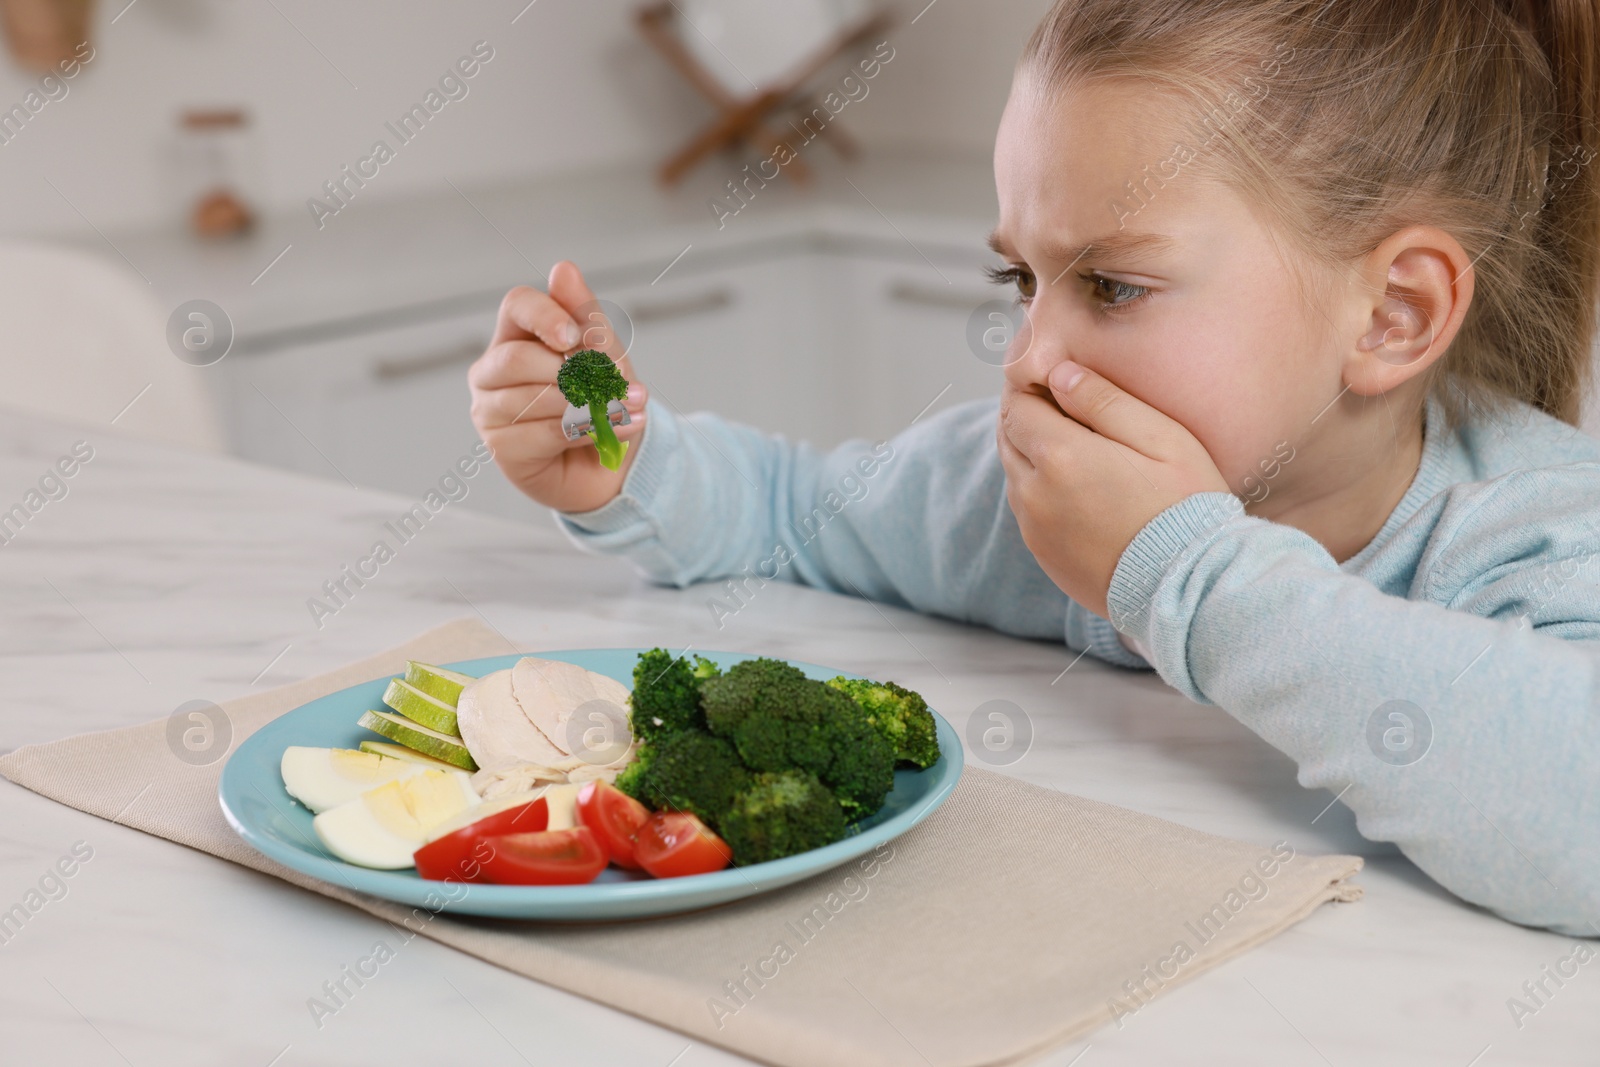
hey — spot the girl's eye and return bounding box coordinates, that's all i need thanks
[1080,272,1152,315]
[983,264,1037,302]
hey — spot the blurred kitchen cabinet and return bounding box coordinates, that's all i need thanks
[213,242,1005,523]
[815,250,1004,443]
[601,251,839,446]
[607,245,1002,449]
[214,305,540,521]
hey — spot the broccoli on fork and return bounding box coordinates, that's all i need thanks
[556,348,630,471]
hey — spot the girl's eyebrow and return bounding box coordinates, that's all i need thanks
[986,228,1179,265]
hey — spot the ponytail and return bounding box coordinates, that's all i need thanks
[1496,0,1600,422]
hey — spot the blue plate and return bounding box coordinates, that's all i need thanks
[218,649,962,921]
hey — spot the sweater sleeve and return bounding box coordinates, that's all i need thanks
[1106,470,1600,936]
[553,394,1074,642]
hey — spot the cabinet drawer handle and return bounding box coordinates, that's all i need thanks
[371,339,487,381]
[626,287,734,323]
[887,281,992,311]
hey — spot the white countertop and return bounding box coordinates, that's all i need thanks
[72,148,1000,352]
[1,408,1593,1067]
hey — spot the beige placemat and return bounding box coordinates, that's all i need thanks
[0,618,1361,1067]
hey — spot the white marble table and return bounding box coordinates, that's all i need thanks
[1,407,1593,1067]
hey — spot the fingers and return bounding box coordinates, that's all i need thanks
[492,284,584,351]
[994,419,1031,473]
[472,379,567,428]
[1046,361,1182,457]
[486,264,635,384]
[474,265,644,476]
[548,260,633,378]
[479,396,649,463]
[470,339,562,392]
[474,370,648,433]
[998,383,1083,467]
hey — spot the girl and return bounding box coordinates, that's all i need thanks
[468,0,1600,937]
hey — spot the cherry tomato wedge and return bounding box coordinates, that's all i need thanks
[479,826,608,885]
[575,780,650,869]
[413,798,548,882]
[633,812,733,878]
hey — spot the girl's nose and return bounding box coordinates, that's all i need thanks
[1000,302,1060,392]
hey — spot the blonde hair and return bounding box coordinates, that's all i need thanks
[1019,0,1600,426]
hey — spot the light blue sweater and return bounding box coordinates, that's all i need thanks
[556,389,1600,936]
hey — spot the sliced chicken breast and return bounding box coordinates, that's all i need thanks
[511,657,632,757]
[455,666,569,774]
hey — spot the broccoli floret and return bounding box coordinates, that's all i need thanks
[613,729,750,829]
[821,714,896,816]
[611,745,652,798]
[825,676,941,768]
[720,770,848,866]
[701,658,828,767]
[700,657,895,817]
[629,647,711,743]
[556,348,630,470]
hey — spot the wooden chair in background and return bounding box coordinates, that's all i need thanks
[635,2,892,187]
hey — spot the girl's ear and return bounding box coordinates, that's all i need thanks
[1344,225,1475,396]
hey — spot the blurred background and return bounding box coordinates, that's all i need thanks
[0,0,1052,522]
[0,0,1593,523]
